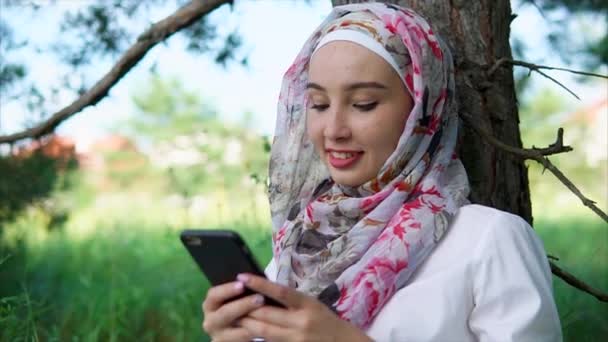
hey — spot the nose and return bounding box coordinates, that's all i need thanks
[324,105,351,141]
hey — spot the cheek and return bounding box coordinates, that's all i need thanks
[306,114,323,150]
[387,114,407,148]
[367,111,406,158]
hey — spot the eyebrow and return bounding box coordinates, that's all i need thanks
[305,82,388,91]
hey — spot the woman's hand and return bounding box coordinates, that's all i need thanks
[236,273,373,342]
[201,281,265,341]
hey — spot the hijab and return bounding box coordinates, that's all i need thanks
[269,2,470,328]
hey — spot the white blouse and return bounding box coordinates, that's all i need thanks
[265,204,562,341]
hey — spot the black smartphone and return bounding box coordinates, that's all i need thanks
[180,229,283,307]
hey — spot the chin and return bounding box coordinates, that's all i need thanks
[329,172,367,188]
[323,156,372,188]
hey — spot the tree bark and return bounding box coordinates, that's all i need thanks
[332,0,533,223]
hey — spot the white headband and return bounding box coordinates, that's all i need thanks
[312,29,406,86]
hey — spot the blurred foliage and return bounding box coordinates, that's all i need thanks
[524,0,607,16]
[520,0,608,68]
[535,217,608,341]
[519,85,607,215]
[0,19,26,93]
[125,76,270,199]
[129,77,218,141]
[0,212,605,340]
[0,216,273,341]
[519,87,570,144]
[0,0,243,124]
[0,150,77,228]
[0,0,246,229]
[511,0,607,94]
[0,73,272,235]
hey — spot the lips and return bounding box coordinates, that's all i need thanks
[326,150,363,169]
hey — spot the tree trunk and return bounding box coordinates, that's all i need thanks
[332,0,533,223]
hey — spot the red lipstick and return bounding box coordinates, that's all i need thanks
[327,150,363,169]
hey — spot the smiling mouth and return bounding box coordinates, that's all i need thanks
[327,151,363,169]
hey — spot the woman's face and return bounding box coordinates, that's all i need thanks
[306,41,413,187]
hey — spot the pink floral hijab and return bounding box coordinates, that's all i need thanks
[269,3,470,328]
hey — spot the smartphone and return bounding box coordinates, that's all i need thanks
[180,229,283,307]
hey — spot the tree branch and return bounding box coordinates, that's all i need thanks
[461,113,608,301]
[489,57,608,80]
[0,0,232,145]
[550,261,608,302]
[460,114,608,224]
[488,58,608,101]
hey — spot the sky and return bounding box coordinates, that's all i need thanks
[0,0,606,152]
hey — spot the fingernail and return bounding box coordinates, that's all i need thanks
[237,273,250,283]
[253,294,264,305]
[234,281,244,290]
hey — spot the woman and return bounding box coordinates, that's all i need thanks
[202,3,562,341]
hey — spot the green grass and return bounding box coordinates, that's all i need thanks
[0,215,606,341]
[534,217,608,342]
[0,222,272,341]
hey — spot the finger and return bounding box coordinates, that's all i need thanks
[216,293,266,325]
[247,306,296,328]
[239,317,291,342]
[203,281,245,312]
[211,327,254,342]
[237,273,307,309]
[204,294,265,332]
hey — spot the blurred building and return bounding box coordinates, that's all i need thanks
[79,135,140,171]
[79,134,148,190]
[566,97,607,167]
[14,134,78,169]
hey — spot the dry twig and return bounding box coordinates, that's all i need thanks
[461,114,608,223]
[550,262,608,302]
[488,58,608,101]
[489,57,608,79]
[0,0,232,145]
[461,113,608,301]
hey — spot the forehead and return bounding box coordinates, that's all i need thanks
[308,41,397,84]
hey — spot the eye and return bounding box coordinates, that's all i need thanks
[353,101,378,112]
[310,104,329,112]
